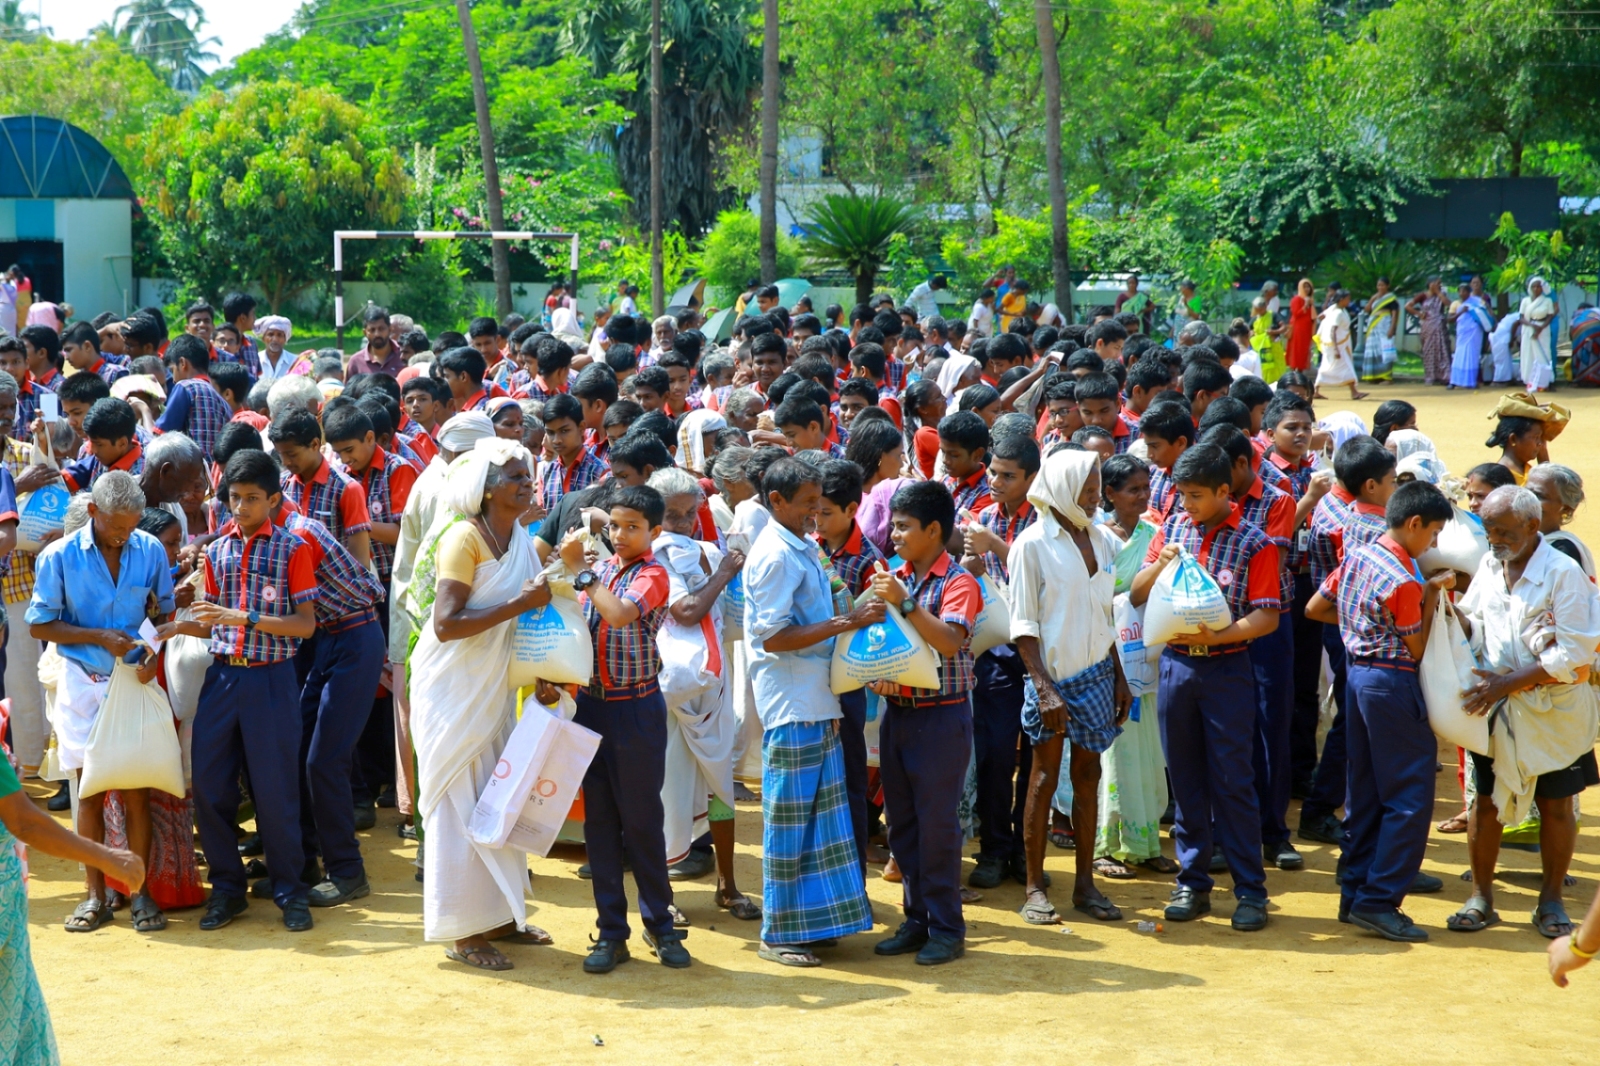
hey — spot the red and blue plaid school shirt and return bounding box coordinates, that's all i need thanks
[1120,404,1142,438]
[1111,417,1135,454]
[884,355,907,393]
[1321,534,1424,662]
[1307,485,1357,588]
[582,552,671,690]
[232,337,261,377]
[11,374,50,441]
[1258,456,1291,494]
[892,553,982,699]
[943,466,993,516]
[87,358,128,387]
[352,445,417,585]
[1268,450,1318,571]
[277,506,384,631]
[160,376,232,460]
[203,519,318,662]
[281,457,371,551]
[1146,503,1280,641]
[1235,476,1296,610]
[976,499,1036,583]
[827,521,886,598]
[541,446,608,510]
[394,415,439,466]
[1147,464,1178,522]
[61,440,144,494]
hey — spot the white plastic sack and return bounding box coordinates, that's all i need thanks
[470,699,601,856]
[507,593,592,689]
[1418,508,1490,576]
[1112,593,1160,700]
[1420,595,1490,755]
[1142,548,1233,647]
[721,530,751,641]
[967,576,1013,658]
[16,482,70,553]
[164,604,213,726]
[659,617,719,706]
[78,662,185,798]
[830,593,941,694]
[863,689,884,767]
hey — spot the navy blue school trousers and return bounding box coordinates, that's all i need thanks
[1249,617,1295,849]
[1158,647,1267,900]
[193,659,309,907]
[575,684,675,941]
[1288,574,1324,789]
[971,648,1027,863]
[836,687,871,868]
[298,617,386,881]
[1342,661,1436,915]
[881,695,972,941]
[1302,622,1351,827]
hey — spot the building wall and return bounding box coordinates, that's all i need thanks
[0,198,133,320]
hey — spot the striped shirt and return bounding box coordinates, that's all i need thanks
[582,552,671,691]
[976,499,1036,583]
[281,457,371,551]
[893,553,982,699]
[277,505,385,630]
[541,446,608,511]
[826,522,886,598]
[203,519,318,662]
[1307,486,1357,588]
[352,445,417,585]
[1322,534,1424,662]
[1147,504,1280,643]
[1148,464,1178,522]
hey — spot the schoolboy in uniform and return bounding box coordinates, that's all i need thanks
[540,394,609,511]
[324,404,417,588]
[938,411,993,515]
[560,486,690,974]
[156,334,232,461]
[776,398,845,459]
[1306,480,1454,942]
[61,399,144,493]
[1131,443,1280,931]
[1039,376,1081,451]
[1074,373,1134,454]
[869,481,985,965]
[268,406,373,568]
[61,321,127,387]
[1138,401,1194,523]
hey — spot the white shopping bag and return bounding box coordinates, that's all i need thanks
[659,615,720,705]
[1112,593,1159,700]
[967,575,1013,658]
[78,662,185,798]
[164,595,213,726]
[504,712,601,856]
[863,688,884,768]
[507,593,592,689]
[830,592,941,694]
[1142,547,1233,647]
[1418,508,1489,577]
[1419,595,1490,755]
[16,482,70,553]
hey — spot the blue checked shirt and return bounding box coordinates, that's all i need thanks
[976,499,1036,583]
[1324,535,1424,662]
[155,376,231,460]
[827,522,886,598]
[892,553,982,699]
[541,446,608,511]
[280,508,385,629]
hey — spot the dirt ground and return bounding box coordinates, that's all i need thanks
[23,382,1600,1066]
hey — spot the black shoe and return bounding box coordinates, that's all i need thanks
[1164,887,1212,922]
[874,922,930,956]
[243,858,268,879]
[375,787,398,809]
[414,867,424,883]
[644,929,692,968]
[1208,845,1228,874]
[199,894,247,931]
[1338,895,1353,924]
[46,781,70,812]
[583,938,631,974]
[1297,814,1343,845]
[308,874,371,907]
[666,850,715,881]
[352,801,377,832]
[1265,841,1304,871]
[237,832,263,857]
[915,934,965,966]
[1232,897,1269,932]
[968,856,1006,889]
[1349,908,1428,943]
[398,822,417,842]
[282,899,314,932]
[1409,871,1444,894]
[249,878,273,900]
[1160,800,1175,825]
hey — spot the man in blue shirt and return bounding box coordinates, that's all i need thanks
[28,470,176,935]
[744,457,882,968]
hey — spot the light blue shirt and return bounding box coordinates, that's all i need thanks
[27,525,176,677]
[744,519,840,730]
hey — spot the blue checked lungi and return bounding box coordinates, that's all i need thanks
[1021,655,1120,753]
[760,721,874,946]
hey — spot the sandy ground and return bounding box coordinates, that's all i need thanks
[23,382,1600,1066]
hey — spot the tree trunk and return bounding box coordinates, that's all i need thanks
[856,269,874,309]
[758,0,780,284]
[455,0,512,318]
[649,0,665,318]
[1036,0,1070,320]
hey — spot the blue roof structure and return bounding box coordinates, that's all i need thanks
[0,115,134,200]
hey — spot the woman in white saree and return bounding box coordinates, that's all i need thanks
[1520,276,1557,392]
[408,437,554,971]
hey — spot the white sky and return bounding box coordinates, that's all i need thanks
[37,0,305,67]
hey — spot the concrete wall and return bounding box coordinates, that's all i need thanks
[0,198,133,321]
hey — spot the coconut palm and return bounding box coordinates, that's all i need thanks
[801,194,918,306]
[0,0,44,43]
[111,0,219,92]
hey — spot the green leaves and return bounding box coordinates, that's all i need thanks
[801,194,917,303]
[699,210,800,303]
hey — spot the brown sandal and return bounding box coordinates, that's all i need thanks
[1436,811,1469,834]
[445,944,513,970]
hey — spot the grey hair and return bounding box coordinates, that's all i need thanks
[1531,463,1585,511]
[653,315,677,332]
[267,374,322,420]
[245,379,273,414]
[1484,484,1542,524]
[700,353,734,381]
[62,493,92,536]
[517,400,545,433]
[0,369,17,398]
[47,419,74,457]
[91,469,147,515]
[723,387,765,420]
[648,466,702,501]
[145,431,204,473]
[710,446,754,497]
[1177,321,1212,344]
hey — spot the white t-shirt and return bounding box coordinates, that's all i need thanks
[1231,348,1262,379]
[968,300,994,338]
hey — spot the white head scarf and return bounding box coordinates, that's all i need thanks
[1027,447,1099,531]
[676,408,727,474]
[436,411,495,454]
[1529,275,1548,297]
[441,437,531,518]
[936,354,981,400]
[257,315,292,341]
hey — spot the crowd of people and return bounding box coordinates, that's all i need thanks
[4,272,1600,1057]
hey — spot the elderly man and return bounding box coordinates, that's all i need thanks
[1451,485,1600,939]
[139,432,208,542]
[256,316,300,384]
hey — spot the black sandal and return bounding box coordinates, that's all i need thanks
[1073,896,1124,922]
[130,893,167,933]
[445,944,513,971]
[65,898,113,933]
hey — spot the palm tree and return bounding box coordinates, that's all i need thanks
[0,1,44,43]
[112,0,219,92]
[801,194,918,306]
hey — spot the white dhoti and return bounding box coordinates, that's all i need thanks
[53,660,110,773]
[4,598,46,769]
[729,638,763,786]
[661,680,736,862]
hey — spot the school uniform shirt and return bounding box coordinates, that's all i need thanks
[1307,485,1357,588]
[943,466,993,515]
[884,355,907,393]
[33,367,60,393]
[976,499,1036,583]
[27,524,173,677]
[203,519,318,662]
[0,437,37,605]
[1120,404,1143,438]
[580,552,670,691]
[61,440,143,494]
[516,374,565,405]
[541,446,609,511]
[827,521,887,598]
[280,456,372,552]
[275,505,385,631]
[892,553,983,700]
[234,337,261,378]
[155,375,231,460]
[1110,417,1135,454]
[1267,450,1318,572]
[1147,464,1177,522]
[394,415,439,466]
[390,434,427,473]
[1319,534,1423,662]
[1235,475,1296,611]
[85,357,129,387]
[11,373,49,441]
[1146,503,1280,646]
[351,445,418,585]
[1006,508,1121,682]
[1257,455,1291,493]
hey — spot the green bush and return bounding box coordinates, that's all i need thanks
[699,210,800,304]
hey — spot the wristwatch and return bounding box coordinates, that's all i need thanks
[573,569,599,592]
[246,609,261,628]
[899,597,917,618]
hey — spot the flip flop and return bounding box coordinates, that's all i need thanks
[1048,828,1075,850]
[718,895,762,921]
[1138,855,1180,874]
[445,945,513,971]
[1073,897,1123,922]
[1093,856,1137,880]
[1435,812,1469,834]
[1019,898,1061,926]
[129,893,167,933]
[1534,900,1573,939]
[1446,896,1500,932]
[758,943,820,967]
[500,925,553,945]
[64,898,113,933]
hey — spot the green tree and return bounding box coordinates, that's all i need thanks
[139,81,408,309]
[107,0,219,92]
[802,194,916,305]
[699,209,798,301]
[0,1,43,42]
[0,39,179,159]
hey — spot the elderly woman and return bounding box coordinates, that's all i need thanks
[1450,485,1600,939]
[485,395,525,442]
[408,438,554,971]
